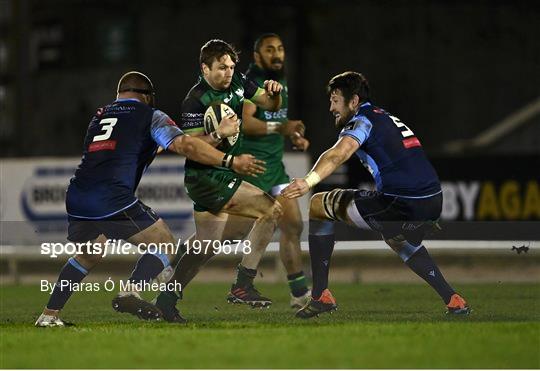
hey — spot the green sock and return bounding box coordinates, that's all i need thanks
[288,271,309,297]
[235,264,257,287]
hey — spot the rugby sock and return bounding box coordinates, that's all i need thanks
[405,246,455,304]
[287,272,309,297]
[155,290,181,309]
[129,252,168,285]
[154,240,191,307]
[309,220,336,299]
[46,257,88,310]
[234,264,257,287]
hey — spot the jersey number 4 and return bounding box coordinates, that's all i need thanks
[89,118,118,152]
[389,115,421,149]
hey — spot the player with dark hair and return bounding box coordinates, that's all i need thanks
[282,71,470,318]
[34,71,263,327]
[153,39,285,321]
[240,33,311,308]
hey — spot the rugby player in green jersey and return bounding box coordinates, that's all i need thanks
[154,39,284,321]
[241,33,311,308]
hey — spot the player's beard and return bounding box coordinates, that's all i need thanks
[334,109,354,129]
[262,58,285,80]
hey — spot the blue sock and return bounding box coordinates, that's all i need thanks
[46,257,88,310]
[308,220,335,299]
[405,246,455,304]
[129,252,169,285]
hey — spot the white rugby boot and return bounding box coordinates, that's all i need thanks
[35,312,73,327]
[290,289,312,309]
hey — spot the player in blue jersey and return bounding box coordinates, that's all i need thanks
[282,71,470,318]
[35,71,264,327]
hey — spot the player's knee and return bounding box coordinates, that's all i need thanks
[257,196,282,220]
[149,220,175,244]
[309,193,326,220]
[267,199,283,223]
[384,237,403,252]
[384,237,423,262]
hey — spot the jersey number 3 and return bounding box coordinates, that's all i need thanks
[92,118,118,141]
[89,118,118,152]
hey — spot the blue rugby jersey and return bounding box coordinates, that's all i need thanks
[66,98,183,218]
[339,102,441,198]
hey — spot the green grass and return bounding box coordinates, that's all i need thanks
[1,282,539,368]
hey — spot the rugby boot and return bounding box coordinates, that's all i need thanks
[153,292,187,323]
[446,293,471,315]
[290,289,312,309]
[227,283,272,308]
[35,313,74,327]
[295,289,337,319]
[112,291,162,320]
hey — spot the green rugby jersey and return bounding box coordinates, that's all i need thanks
[180,71,262,170]
[240,63,288,165]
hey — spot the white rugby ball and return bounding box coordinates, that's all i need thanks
[203,103,239,150]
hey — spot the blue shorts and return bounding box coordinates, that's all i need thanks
[350,190,442,245]
[67,201,159,242]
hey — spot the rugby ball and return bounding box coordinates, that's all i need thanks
[204,103,239,150]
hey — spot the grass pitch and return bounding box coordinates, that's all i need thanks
[1,282,539,369]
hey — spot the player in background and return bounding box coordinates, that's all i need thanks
[241,33,311,308]
[282,71,470,318]
[153,39,284,322]
[35,71,264,327]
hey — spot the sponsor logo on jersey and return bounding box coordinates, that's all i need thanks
[223,92,234,103]
[88,140,117,152]
[402,137,421,149]
[263,108,288,121]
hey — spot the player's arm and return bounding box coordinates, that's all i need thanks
[249,82,282,112]
[282,116,372,198]
[242,100,305,137]
[242,101,310,151]
[242,73,282,112]
[241,100,271,135]
[151,110,265,176]
[281,136,359,199]
[180,97,238,147]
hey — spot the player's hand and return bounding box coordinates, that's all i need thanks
[263,80,283,97]
[217,114,240,138]
[232,154,266,177]
[281,178,310,199]
[280,120,305,136]
[291,132,310,152]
